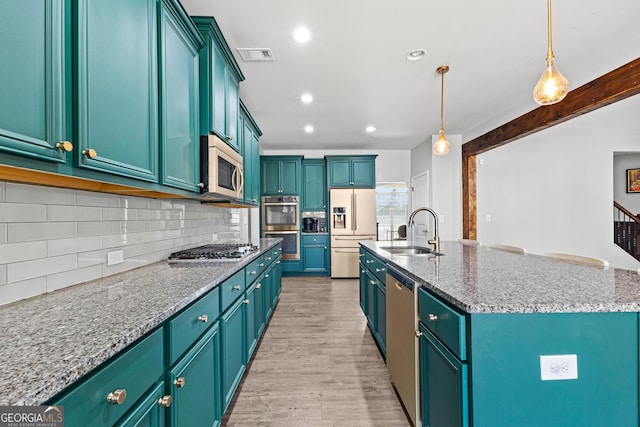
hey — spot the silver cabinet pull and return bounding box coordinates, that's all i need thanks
[428,314,438,322]
[173,377,186,388]
[198,314,208,323]
[107,389,127,405]
[158,395,172,408]
[233,285,241,290]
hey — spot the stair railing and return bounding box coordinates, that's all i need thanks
[613,201,640,261]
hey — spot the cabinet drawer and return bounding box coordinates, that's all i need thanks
[221,269,246,314]
[167,286,220,365]
[301,234,328,245]
[418,287,467,360]
[365,251,387,284]
[245,255,266,284]
[53,328,164,426]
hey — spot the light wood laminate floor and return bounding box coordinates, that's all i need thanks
[222,277,410,426]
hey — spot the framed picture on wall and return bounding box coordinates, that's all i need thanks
[627,168,640,193]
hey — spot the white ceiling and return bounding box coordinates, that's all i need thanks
[181,0,639,151]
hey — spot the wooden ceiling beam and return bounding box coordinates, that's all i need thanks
[462,57,640,157]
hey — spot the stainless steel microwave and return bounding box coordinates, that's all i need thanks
[200,135,243,199]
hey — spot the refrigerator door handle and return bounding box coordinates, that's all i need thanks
[352,192,357,231]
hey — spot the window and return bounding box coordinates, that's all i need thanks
[376,183,409,241]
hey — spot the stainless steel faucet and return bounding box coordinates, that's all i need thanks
[408,207,440,254]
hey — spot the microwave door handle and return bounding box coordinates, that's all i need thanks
[231,167,237,192]
[236,164,244,197]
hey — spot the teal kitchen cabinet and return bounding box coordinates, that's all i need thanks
[358,247,386,356]
[240,101,262,205]
[50,328,165,426]
[193,16,244,152]
[167,323,221,427]
[245,280,259,360]
[116,382,166,427]
[325,155,376,188]
[74,0,159,182]
[301,234,329,275]
[302,159,327,210]
[419,323,468,427]
[159,0,205,192]
[0,0,69,164]
[220,296,247,412]
[261,156,303,196]
[254,274,267,338]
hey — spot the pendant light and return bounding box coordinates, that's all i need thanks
[433,65,450,156]
[533,0,569,105]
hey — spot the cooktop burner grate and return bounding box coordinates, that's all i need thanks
[168,243,258,261]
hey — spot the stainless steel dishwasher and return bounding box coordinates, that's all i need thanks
[386,266,420,426]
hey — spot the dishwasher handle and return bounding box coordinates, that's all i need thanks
[386,265,415,291]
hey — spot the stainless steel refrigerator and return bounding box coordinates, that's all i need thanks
[330,188,376,278]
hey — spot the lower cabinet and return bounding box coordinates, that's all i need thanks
[167,324,221,427]
[220,296,247,412]
[358,247,386,356]
[117,382,166,427]
[301,234,329,275]
[419,323,468,427]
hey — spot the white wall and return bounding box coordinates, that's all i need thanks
[261,149,412,185]
[409,135,463,241]
[614,153,640,214]
[476,95,640,270]
[0,183,246,306]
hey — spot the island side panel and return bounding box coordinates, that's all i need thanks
[469,312,639,427]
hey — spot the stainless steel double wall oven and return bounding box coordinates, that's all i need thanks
[261,196,300,260]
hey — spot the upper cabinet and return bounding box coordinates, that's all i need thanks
[75,0,160,182]
[261,156,302,196]
[240,101,262,206]
[193,16,245,153]
[0,0,69,164]
[159,0,205,192]
[326,155,377,188]
[302,159,326,210]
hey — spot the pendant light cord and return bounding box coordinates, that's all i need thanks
[440,69,445,132]
[547,0,554,59]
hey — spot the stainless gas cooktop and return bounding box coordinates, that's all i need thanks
[168,243,258,262]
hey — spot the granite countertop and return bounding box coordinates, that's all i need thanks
[0,239,281,406]
[360,240,640,314]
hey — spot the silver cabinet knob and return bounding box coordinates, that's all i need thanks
[158,395,172,408]
[233,285,241,290]
[415,331,423,337]
[256,283,261,289]
[250,270,257,275]
[56,141,73,152]
[173,377,186,388]
[107,389,127,405]
[243,299,250,304]
[198,182,205,188]
[198,314,208,323]
[82,148,97,159]
[428,313,438,322]
[376,268,385,273]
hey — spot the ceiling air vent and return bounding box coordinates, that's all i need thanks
[237,48,274,62]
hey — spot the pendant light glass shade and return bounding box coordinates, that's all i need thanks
[433,129,450,156]
[433,65,450,156]
[533,0,569,105]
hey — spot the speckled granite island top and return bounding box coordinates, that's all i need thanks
[0,239,281,406]
[360,240,640,314]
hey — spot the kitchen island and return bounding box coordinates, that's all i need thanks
[361,240,640,427]
[0,238,281,416]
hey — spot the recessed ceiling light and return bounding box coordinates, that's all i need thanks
[301,93,313,104]
[406,48,427,61]
[293,27,311,43]
[366,126,376,133]
[304,125,314,133]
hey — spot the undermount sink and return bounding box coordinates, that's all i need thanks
[380,246,434,256]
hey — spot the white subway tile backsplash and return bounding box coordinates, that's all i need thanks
[0,203,46,222]
[0,241,47,264]
[0,277,47,305]
[76,190,120,207]
[48,236,102,257]
[47,205,102,222]
[46,265,102,292]
[8,254,77,283]
[77,249,106,268]
[8,222,76,242]
[5,183,76,205]
[0,183,244,306]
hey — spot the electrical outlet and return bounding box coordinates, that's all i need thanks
[107,250,124,266]
[540,354,578,381]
